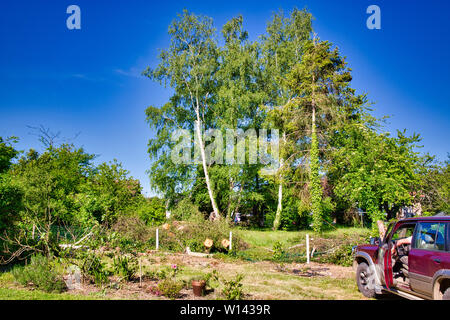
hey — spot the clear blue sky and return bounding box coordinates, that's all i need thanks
[1,0,449,196]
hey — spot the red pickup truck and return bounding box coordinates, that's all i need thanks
[353,216,450,300]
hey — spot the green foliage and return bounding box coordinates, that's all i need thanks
[12,254,66,293]
[112,255,137,281]
[330,126,424,228]
[134,197,166,226]
[81,160,142,225]
[310,129,324,232]
[1,140,148,262]
[158,220,247,254]
[321,243,355,267]
[0,136,19,174]
[170,198,203,222]
[221,273,244,300]
[272,241,284,261]
[419,156,450,214]
[157,278,184,299]
[0,175,23,233]
[76,251,109,287]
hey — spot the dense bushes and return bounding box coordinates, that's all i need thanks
[157,219,248,253]
[12,255,66,293]
[170,198,204,222]
[134,197,166,226]
[0,140,168,262]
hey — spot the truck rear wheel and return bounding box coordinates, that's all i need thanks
[356,262,377,299]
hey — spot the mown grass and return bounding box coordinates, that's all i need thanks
[232,226,370,263]
[238,226,369,248]
[0,287,104,300]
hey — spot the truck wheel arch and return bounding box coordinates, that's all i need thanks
[354,252,383,289]
[433,272,450,300]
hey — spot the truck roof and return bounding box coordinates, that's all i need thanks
[402,215,449,222]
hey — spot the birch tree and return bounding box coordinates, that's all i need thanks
[144,10,220,217]
[261,8,312,230]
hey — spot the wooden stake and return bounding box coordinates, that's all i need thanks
[229,231,232,251]
[306,234,310,264]
[156,228,159,250]
[139,258,142,288]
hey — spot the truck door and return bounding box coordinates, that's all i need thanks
[409,222,450,297]
[384,222,416,289]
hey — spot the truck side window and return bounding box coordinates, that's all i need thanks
[414,222,446,251]
[435,223,446,251]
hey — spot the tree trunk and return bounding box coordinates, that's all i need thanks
[273,132,286,230]
[310,92,323,232]
[194,116,220,219]
[273,182,283,230]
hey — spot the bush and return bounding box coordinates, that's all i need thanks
[321,243,354,266]
[158,220,247,254]
[272,241,284,261]
[157,278,184,299]
[12,254,66,293]
[221,274,244,300]
[76,251,109,286]
[134,197,166,226]
[112,255,137,281]
[170,198,204,222]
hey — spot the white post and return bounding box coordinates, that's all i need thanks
[306,234,310,264]
[156,228,159,250]
[229,231,232,251]
[139,258,142,288]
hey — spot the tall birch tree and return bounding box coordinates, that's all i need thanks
[144,10,220,217]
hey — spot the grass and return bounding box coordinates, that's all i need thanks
[238,226,369,248]
[0,270,107,300]
[232,226,371,263]
[0,287,103,300]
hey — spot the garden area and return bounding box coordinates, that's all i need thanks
[0,219,371,300]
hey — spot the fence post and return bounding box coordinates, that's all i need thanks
[229,231,232,251]
[306,234,310,264]
[139,258,142,288]
[156,228,159,250]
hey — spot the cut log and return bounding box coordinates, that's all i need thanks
[377,220,387,239]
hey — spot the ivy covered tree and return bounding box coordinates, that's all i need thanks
[281,37,358,231]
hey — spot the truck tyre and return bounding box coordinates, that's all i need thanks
[356,262,377,298]
[443,288,450,300]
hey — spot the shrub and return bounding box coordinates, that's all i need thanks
[158,220,247,254]
[170,198,204,222]
[12,254,66,293]
[112,255,137,281]
[321,243,354,266]
[112,216,152,243]
[272,241,284,261]
[134,197,166,226]
[77,252,109,286]
[221,274,244,300]
[157,278,184,299]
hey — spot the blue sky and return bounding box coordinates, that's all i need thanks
[1,0,449,196]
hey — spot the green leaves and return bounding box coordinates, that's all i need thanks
[329,124,423,226]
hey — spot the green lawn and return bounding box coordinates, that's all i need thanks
[232,226,370,263]
[0,287,103,300]
[238,227,370,248]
